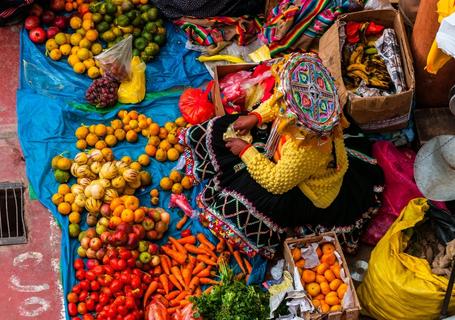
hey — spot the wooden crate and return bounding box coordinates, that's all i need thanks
[283,232,360,320]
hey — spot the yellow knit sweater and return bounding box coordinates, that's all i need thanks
[240,99,349,209]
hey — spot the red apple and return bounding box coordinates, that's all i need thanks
[42,11,55,24]
[89,238,102,251]
[53,16,67,29]
[100,204,111,217]
[24,16,40,31]
[46,26,60,39]
[132,224,145,239]
[29,4,43,17]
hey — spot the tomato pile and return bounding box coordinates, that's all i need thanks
[68,257,150,320]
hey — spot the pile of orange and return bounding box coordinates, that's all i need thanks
[292,243,348,314]
[159,170,193,195]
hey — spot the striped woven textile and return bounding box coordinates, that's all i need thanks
[174,15,264,47]
[260,0,350,56]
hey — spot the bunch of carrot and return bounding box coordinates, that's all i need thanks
[144,231,255,319]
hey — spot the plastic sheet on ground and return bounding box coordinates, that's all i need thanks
[17,24,266,320]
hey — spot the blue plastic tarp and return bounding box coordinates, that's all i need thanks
[17,24,266,320]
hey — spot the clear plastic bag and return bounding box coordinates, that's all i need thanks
[118,56,146,104]
[95,35,133,82]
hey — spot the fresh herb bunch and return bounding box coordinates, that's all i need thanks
[191,260,270,320]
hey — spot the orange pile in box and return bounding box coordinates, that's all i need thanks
[292,243,348,313]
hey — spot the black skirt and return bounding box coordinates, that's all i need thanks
[182,115,384,258]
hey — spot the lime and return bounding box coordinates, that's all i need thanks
[102,30,115,42]
[125,10,138,20]
[121,0,134,12]
[144,46,154,56]
[133,28,142,37]
[140,4,151,12]
[105,2,117,14]
[96,21,110,33]
[132,48,141,56]
[156,18,164,27]
[154,34,166,45]
[112,27,122,37]
[92,13,103,23]
[140,51,152,63]
[134,37,147,51]
[99,3,106,14]
[104,14,114,23]
[141,12,149,22]
[147,8,158,21]
[147,42,160,55]
[142,31,153,41]
[132,16,143,27]
[89,2,100,13]
[145,22,157,33]
[117,15,130,27]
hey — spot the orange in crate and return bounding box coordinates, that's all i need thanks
[302,270,316,283]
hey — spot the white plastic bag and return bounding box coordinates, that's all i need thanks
[95,35,133,82]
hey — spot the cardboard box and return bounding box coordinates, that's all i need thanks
[319,9,415,132]
[212,63,258,116]
[283,232,360,320]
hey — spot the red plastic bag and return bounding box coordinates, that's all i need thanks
[362,141,446,245]
[171,304,199,320]
[179,81,215,125]
[146,300,169,320]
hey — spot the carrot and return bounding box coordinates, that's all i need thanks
[171,266,186,289]
[200,278,220,285]
[153,265,162,276]
[160,255,171,275]
[167,306,178,314]
[203,286,213,294]
[162,246,187,265]
[243,258,252,274]
[188,276,200,293]
[233,251,246,274]
[216,238,226,253]
[168,274,183,291]
[159,274,170,294]
[170,291,188,307]
[143,281,158,307]
[169,236,187,255]
[182,266,192,288]
[177,235,196,245]
[185,243,210,255]
[192,261,206,275]
[188,255,197,267]
[195,286,202,296]
[165,290,180,300]
[196,266,212,278]
[176,215,188,230]
[154,294,169,307]
[157,288,166,294]
[197,254,217,266]
[180,299,191,307]
[197,233,215,251]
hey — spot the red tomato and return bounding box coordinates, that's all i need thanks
[117,259,127,271]
[181,229,192,238]
[68,302,78,316]
[109,258,119,270]
[101,287,112,297]
[71,317,81,320]
[117,304,128,316]
[89,292,99,302]
[110,280,122,293]
[125,296,135,310]
[118,248,132,260]
[85,299,95,311]
[74,258,84,270]
[90,280,100,291]
[124,315,135,320]
[78,290,88,302]
[75,270,86,281]
[131,276,140,289]
[72,284,81,294]
[82,314,94,320]
[93,265,104,276]
[79,280,90,291]
[99,293,109,306]
[85,270,96,281]
[132,269,142,277]
[77,302,87,315]
[104,265,114,275]
[142,273,152,284]
[67,292,79,303]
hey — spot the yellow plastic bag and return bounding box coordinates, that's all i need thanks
[118,56,146,104]
[358,198,455,320]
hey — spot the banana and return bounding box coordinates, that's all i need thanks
[349,45,364,65]
[347,70,370,84]
[347,63,368,73]
[369,77,389,89]
[197,54,245,64]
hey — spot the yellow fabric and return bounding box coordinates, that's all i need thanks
[252,93,283,123]
[241,136,348,208]
[425,0,455,74]
[118,56,146,104]
[357,198,455,320]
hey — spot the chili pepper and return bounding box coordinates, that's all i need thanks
[346,21,362,44]
[365,22,385,36]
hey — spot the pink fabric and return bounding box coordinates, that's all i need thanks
[362,141,446,245]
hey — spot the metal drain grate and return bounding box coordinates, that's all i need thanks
[0,182,27,245]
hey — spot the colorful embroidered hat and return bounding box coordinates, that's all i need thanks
[279,53,341,135]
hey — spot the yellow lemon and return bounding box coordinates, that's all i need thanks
[83,58,95,69]
[82,19,94,31]
[45,39,58,51]
[79,38,92,49]
[87,66,100,79]
[91,42,102,55]
[73,62,86,74]
[77,47,91,61]
[68,54,80,67]
[60,44,71,56]
[70,33,82,46]
[85,29,98,41]
[70,16,82,30]
[49,48,62,61]
[54,32,67,45]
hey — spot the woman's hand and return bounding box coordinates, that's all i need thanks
[233,114,258,136]
[225,138,249,156]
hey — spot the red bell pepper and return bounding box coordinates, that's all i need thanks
[365,22,385,35]
[346,21,362,44]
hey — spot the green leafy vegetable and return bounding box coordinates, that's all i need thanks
[190,260,270,320]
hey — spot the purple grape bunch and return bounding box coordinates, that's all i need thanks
[85,73,120,108]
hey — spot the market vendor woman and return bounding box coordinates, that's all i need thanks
[181,54,384,258]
